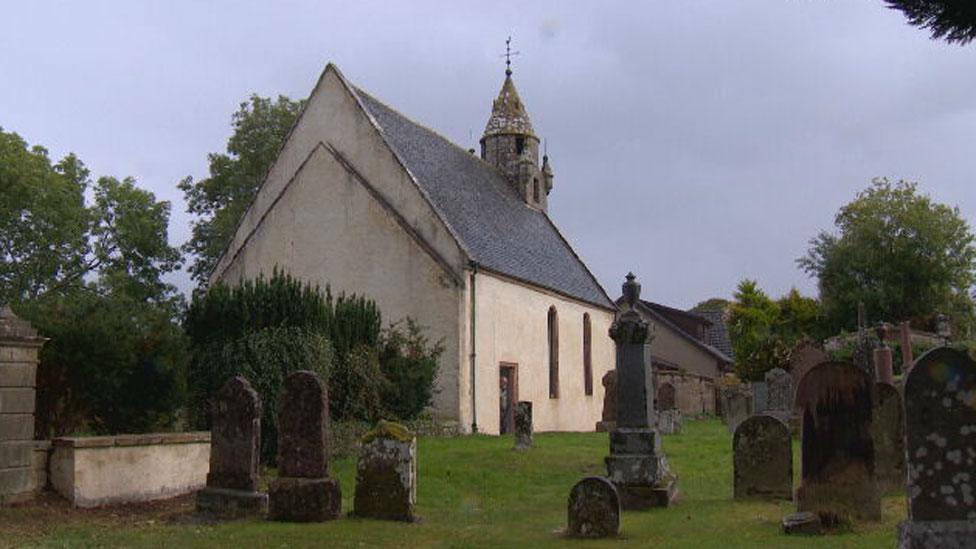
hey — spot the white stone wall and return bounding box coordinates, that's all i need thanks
[49,433,210,508]
[463,271,615,434]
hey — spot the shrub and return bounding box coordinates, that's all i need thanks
[378,319,444,420]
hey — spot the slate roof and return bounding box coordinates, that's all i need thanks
[352,86,614,310]
[694,308,735,360]
[624,298,735,366]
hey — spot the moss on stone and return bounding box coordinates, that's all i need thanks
[361,420,414,444]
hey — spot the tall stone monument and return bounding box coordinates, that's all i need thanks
[898,347,976,547]
[269,370,341,522]
[604,273,677,509]
[794,361,880,523]
[196,376,268,518]
[0,306,46,505]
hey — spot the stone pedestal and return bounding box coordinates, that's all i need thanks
[604,429,676,509]
[0,306,46,505]
[782,511,822,535]
[269,477,340,522]
[195,487,268,518]
[898,520,976,548]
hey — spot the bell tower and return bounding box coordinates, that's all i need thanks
[480,38,553,212]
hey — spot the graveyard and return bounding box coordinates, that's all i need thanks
[0,421,906,547]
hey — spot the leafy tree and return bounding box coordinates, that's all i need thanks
[885,0,976,45]
[776,288,825,342]
[20,293,187,437]
[728,280,783,380]
[179,95,304,286]
[798,178,976,334]
[0,127,182,308]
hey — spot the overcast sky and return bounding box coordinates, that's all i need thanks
[3,2,975,308]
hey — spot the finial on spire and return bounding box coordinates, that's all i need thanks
[501,36,520,76]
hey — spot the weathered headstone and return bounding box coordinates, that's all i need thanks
[513,401,532,451]
[0,306,46,505]
[765,368,792,416]
[656,409,682,436]
[596,370,617,432]
[657,382,676,411]
[604,273,677,509]
[269,371,341,522]
[567,477,620,538]
[733,414,792,500]
[794,361,880,523]
[870,382,904,494]
[788,341,828,397]
[751,381,768,413]
[873,346,894,385]
[722,385,753,433]
[898,347,976,547]
[353,420,417,521]
[196,376,268,518]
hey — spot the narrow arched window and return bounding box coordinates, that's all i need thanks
[583,313,593,396]
[548,306,559,398]
[516,136,525,155]
[533,178,540,202]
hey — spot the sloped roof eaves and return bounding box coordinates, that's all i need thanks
[694,308,736,360]
[353,87,614,310]
[626,299,734,364]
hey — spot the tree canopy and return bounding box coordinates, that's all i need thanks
[179,94,304,287]
[798,178,976,334]
[885,0,976,45]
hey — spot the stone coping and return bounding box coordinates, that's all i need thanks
[52,431,210,449]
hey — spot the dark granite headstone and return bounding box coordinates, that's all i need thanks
[604,273,677,509]
[898,347,976,547]
[567,477,620,538]
[596,370,617,432]
[513,401,532,451]
[870,382,904,493]
[196,376,268,518]
[269,371,341,522]
[657,382,676,411]
[794,361,880,523]
[733,414,792,500]
[353,420,417,521]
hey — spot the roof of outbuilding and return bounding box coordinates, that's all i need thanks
[621,298,735,366]
[352,85,614,310]
[694,308,736,360]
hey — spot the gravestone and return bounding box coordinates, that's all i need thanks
[657,410,682,436]
[513,401,532,451]
[873,346,894,385]
[722,385,753,433]
[897,347,976,547]
[733,415,792,500]
[0,306,46,505]
[870,382,904,494]
[788,341,828,398]
[353,420,417,521]
[567,476,620,538]
[604,273,677,509]
[782,511,823,535]
[596,370,617,432]
[751,381,768,413]
[765,368,792,417]
[269,371,341,522]
[196,376,268,518]
[794,361,880,523]
[657,382,676,411]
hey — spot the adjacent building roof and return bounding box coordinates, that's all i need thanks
[694,308,735,360]
[621,297,735,367]
[352,86,614,310]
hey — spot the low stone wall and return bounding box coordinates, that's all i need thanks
[655,371,716,416]
[50,432,210,508]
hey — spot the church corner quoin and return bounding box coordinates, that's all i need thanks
[209,62,616,435]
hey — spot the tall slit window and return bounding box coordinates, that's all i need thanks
[533,178,540,202]
[583,313,593,396]
[548,306,559,398]
[516,136,525,155]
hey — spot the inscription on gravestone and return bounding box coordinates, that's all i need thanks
[733,414,792,500]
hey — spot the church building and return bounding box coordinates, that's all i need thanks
[210,62,616,434]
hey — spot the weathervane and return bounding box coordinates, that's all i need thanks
[501,36,520,76]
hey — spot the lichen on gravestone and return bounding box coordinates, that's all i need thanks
[361,420,414,444]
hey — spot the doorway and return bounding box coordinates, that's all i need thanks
[499,363,518,434]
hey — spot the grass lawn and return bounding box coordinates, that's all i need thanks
[1,419,904,547]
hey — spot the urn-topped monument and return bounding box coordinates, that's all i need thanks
[604,274,677,509]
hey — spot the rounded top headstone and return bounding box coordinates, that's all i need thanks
[567,476,620,538]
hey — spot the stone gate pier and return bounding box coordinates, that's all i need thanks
[0,305,46,504]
